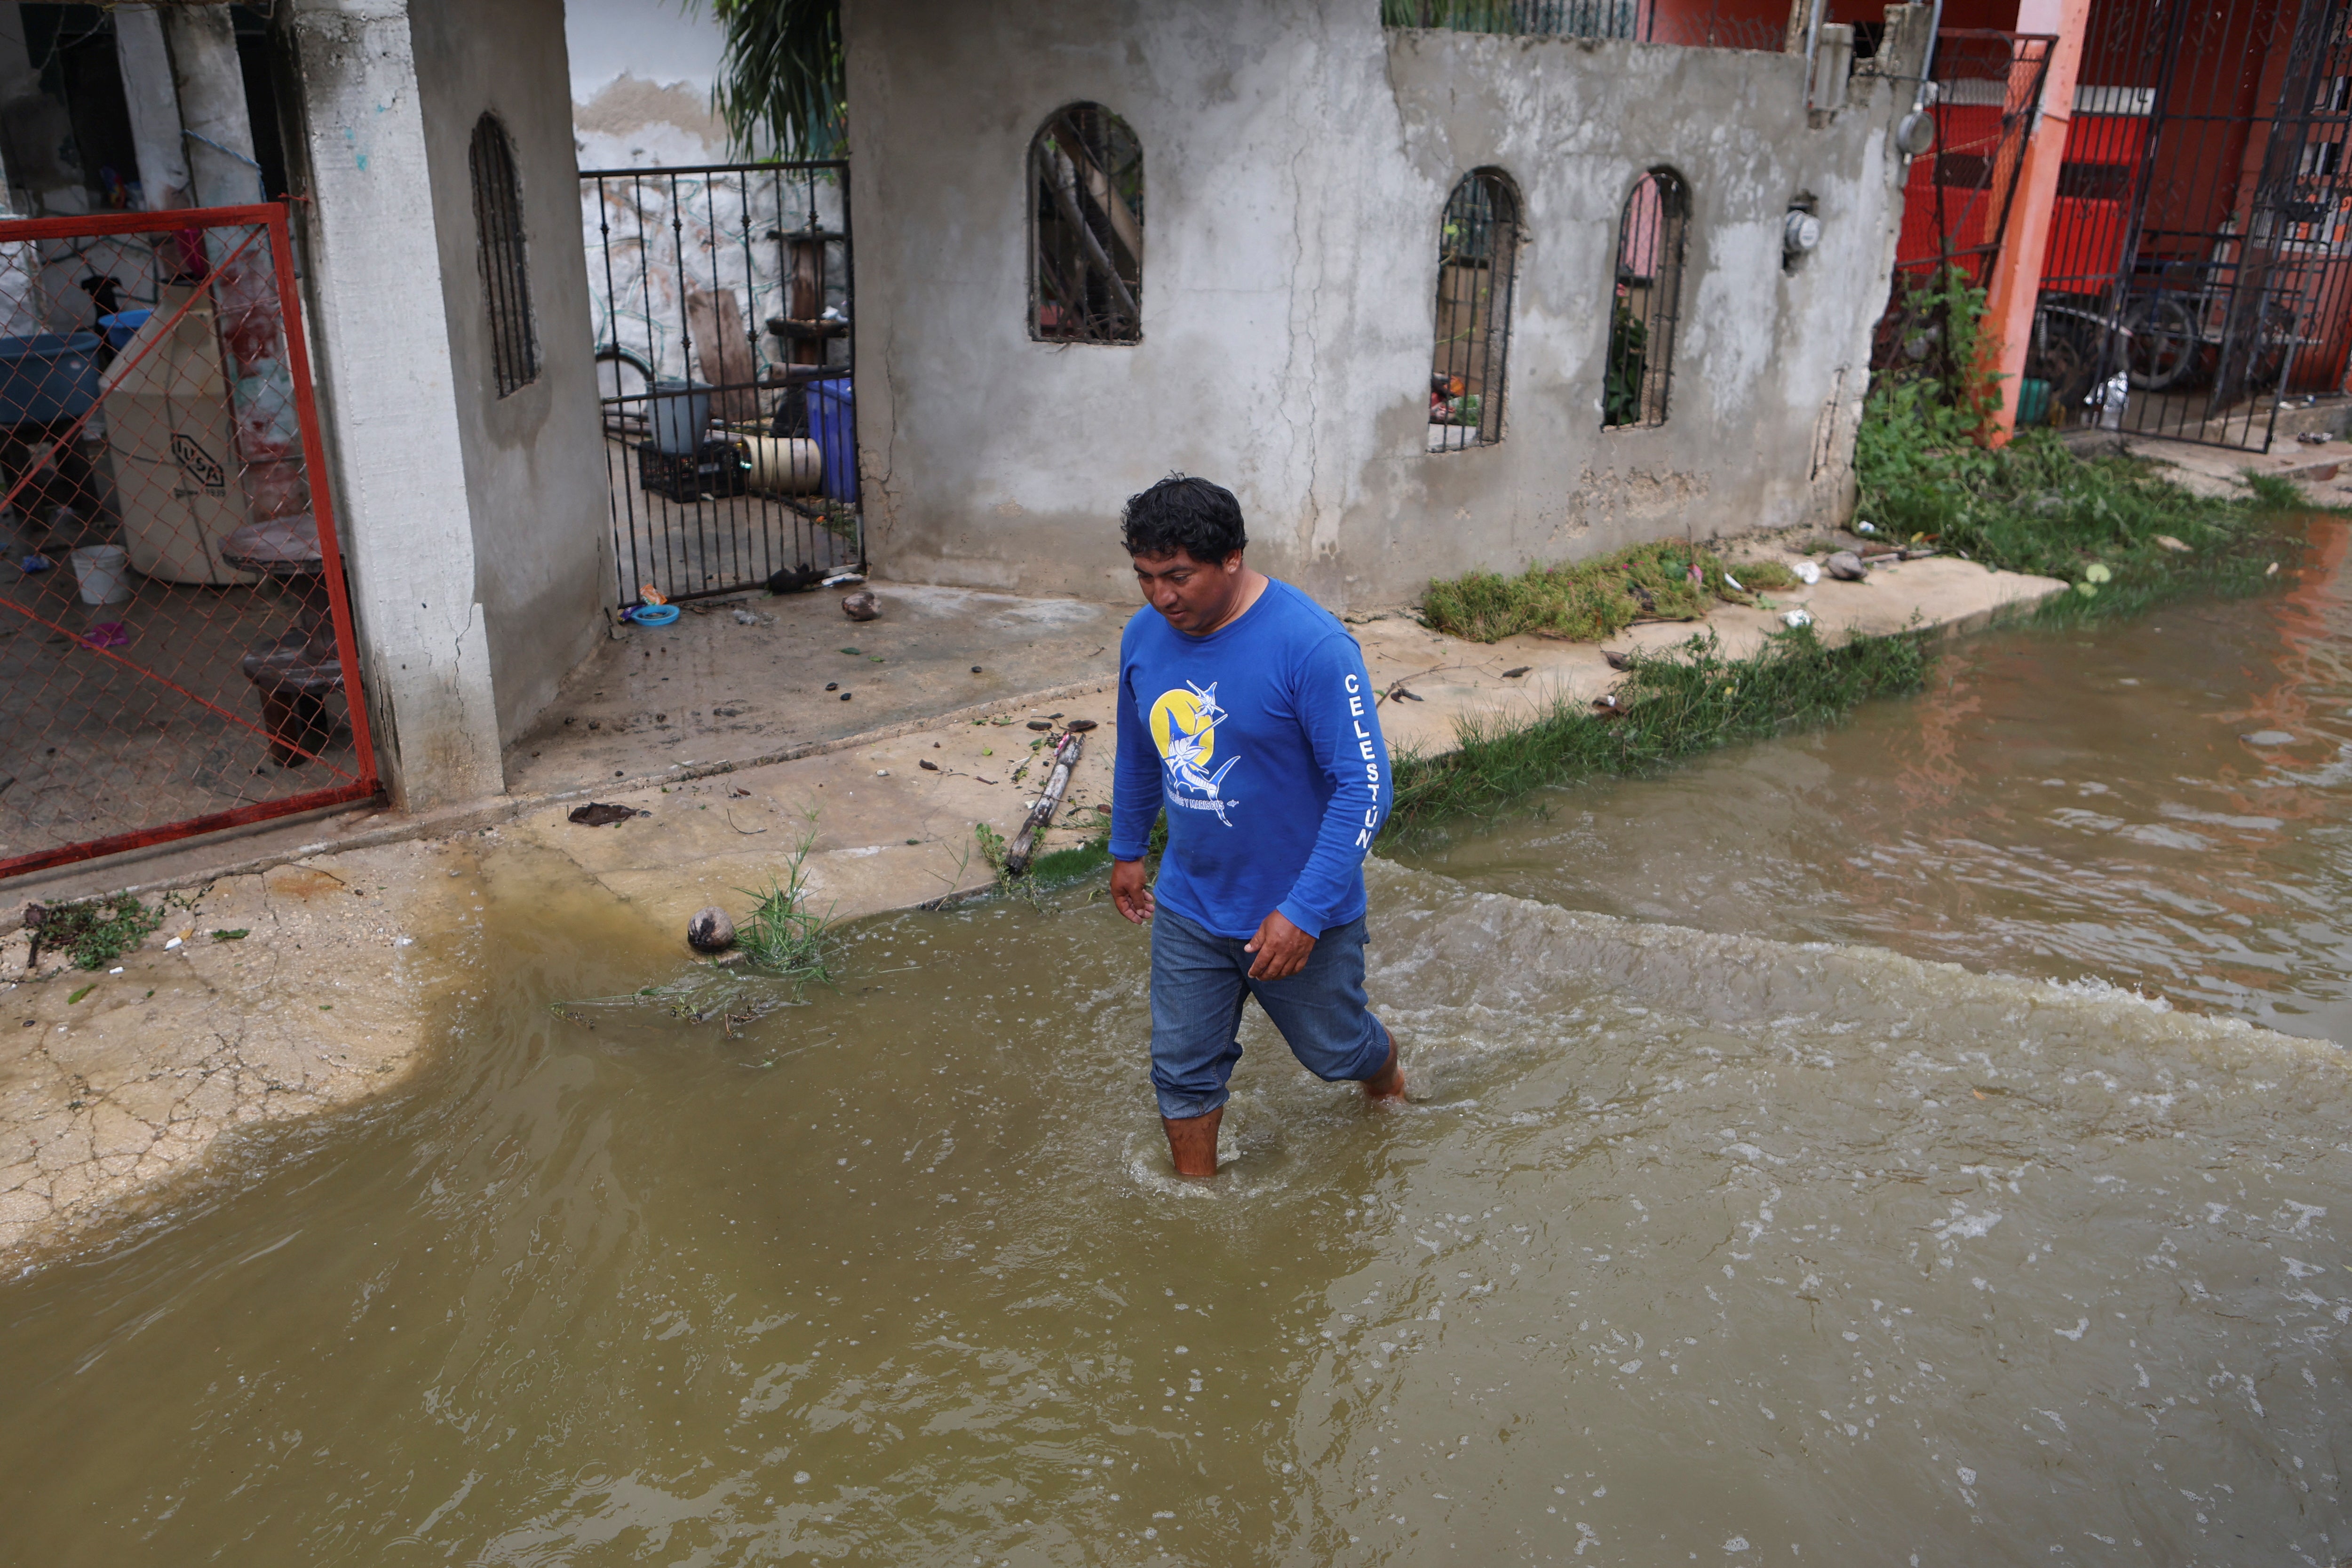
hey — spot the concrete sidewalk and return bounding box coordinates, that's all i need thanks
[7,548,2068,937]
[2122,431,2352,504]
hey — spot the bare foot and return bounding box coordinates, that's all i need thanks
[1163,1107,1223,1177]
[1361,1035,1406,1102]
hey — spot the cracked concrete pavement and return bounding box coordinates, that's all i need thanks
[1,843,476,1271]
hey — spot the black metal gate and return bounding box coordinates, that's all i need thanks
[582,159,864,608]
[2033,0,2352,450]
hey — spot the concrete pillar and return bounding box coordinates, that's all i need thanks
[285,0,505,810]
[1982,0,2092,444]
[162,6,265,208]
[111,6,192,211]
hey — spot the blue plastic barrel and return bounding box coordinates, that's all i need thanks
[96,310,152,350]
[807,377,858,504]
[0,332,102,427]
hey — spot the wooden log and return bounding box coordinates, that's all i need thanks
[1004,731,1086,876]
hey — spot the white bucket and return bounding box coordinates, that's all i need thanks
[650,378,713,456]
[70,543,130,605]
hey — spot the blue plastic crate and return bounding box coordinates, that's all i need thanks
[0,331,102,428]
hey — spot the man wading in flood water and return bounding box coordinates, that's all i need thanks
[1108,475,1403,1177]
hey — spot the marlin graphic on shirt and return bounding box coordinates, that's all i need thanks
[1152,679,1240,825]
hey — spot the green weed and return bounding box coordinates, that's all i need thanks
[735,825,836,983]
[1382,624,1931,838]
[972,820,1009,875]
[29,894,166,971]
[1857,265,2299,620]
[1423,539,1804,645]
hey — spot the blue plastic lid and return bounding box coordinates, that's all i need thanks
[629,602,681,626]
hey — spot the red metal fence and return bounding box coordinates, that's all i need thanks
[0,203,376,881]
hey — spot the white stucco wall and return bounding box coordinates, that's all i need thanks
[287,0,610,806]
[566,0,731,168]
[410,0,612,750]
[286,0,506,809]
[845,0,1924,609]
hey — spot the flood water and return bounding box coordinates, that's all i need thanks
[2,529,2350,1566]
[1401,518,2352,1044]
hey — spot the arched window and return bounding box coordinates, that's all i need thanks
[1428,168,1521,451]
[1603,168,1688,430]
[469,113,538,396]
[1030,103,1144,343]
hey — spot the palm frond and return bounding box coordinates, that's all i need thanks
[690,0,847,159]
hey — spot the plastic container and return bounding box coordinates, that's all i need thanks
[628,602,680,627]
[650,378,713,456]
[2016,377,2050,428]
[96,310,153,350]
[807,377,858,504]
[70,543,130,605]
[0,331,102,427]
[741,435,822,494]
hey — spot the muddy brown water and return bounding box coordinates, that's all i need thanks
[3,537,2351,1565]
[1400,519,2352,1046]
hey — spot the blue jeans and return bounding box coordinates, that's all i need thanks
[1148,907,1392,1120]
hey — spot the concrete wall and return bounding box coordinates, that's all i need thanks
[409,0,612,748]
[566,0,733,168]
[284,0,504,809]
[844,0,1926,608]
[284,0,607,807]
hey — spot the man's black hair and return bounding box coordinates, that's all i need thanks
[1120,474,1247,563]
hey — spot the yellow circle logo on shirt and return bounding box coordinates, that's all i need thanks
[1149,687,1215,764]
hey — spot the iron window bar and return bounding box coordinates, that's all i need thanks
[469,114,539,398]
[1030,103,1144,344]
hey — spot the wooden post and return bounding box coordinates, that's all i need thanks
[1004,731,1085,876]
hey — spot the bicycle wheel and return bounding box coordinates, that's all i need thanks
[2123,294,2196,391]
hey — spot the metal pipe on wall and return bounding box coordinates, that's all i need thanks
[1803,0,1826,105]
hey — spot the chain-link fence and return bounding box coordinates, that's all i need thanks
[0,204,376,881]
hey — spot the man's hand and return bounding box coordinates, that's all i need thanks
[1244,910,1316,980]
[1110,858,1156,925]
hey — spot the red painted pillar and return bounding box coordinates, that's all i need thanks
[1982,0,2093,445]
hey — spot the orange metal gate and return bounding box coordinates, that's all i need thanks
[0,203,377,881]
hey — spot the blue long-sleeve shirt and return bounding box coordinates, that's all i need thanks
[1110,579,1391,939]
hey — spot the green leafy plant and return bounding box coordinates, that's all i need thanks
[1856,265,2295,619]
[29,894,166,971]
[972,820,1008,874]
[691,0,845,157]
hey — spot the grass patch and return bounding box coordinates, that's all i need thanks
[1381,624,1931,838]
[27,894,167,971]
[735,826,836,984]
[1423,539,1804,644]
[1858,265,2300,621]
[554,824,838,1032]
